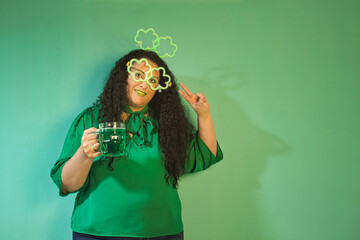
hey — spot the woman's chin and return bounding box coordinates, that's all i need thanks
[128,100,148,110]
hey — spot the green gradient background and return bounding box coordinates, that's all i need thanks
[1,0,359,239]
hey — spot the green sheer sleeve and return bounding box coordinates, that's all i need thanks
[184,131,224,174]
[50,107,96,196]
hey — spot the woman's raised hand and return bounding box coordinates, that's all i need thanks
[81,127,101,159]
[179,82,210,117]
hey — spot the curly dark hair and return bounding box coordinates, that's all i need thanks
[94,49,193,189]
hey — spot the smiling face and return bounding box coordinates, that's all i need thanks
[126,59,160,111]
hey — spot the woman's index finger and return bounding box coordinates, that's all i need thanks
[179,89,191,102]
[179,82,194,96]
[84,127,99,135]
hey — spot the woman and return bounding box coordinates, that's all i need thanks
[50,49,223,240]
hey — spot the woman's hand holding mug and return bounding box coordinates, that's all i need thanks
[81,127,101,159]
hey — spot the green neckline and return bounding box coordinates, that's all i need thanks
[122,105,157,147]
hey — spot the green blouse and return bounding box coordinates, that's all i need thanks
[50,106,223,238]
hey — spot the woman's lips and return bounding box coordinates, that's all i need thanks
[135,89,146,97]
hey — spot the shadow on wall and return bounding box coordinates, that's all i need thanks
[178,65,292,240]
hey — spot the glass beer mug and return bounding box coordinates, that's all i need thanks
[98,122,126,157]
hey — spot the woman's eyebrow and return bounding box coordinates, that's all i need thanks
[130,67,145,75]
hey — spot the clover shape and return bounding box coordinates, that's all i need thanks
[153,36,178,58]
[127,58,152,83]
[149,67,172,92]
[134,28,159,50]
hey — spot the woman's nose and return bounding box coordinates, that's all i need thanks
[138,81,149,89]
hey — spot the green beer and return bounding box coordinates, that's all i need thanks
[99,122,126,157]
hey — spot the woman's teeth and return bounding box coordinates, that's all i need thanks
[135,89,146,97]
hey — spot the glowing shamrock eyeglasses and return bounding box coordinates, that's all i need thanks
[127,58,172,92]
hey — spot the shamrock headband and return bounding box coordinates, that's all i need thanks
[127,58,172,92]
[134,28,178,58]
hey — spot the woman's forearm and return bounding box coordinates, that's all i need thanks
[61,146,93,194]
[198,112,217,156]
[178,82,217,155]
